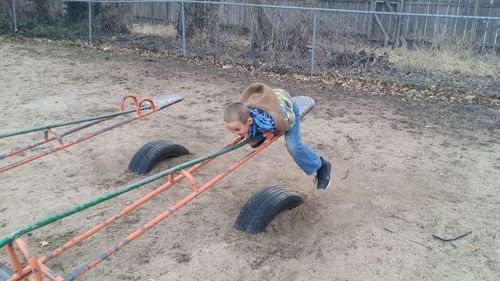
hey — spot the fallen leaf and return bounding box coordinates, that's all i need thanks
[40,241,50,248]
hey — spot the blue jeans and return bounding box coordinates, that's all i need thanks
[284,106,322,175]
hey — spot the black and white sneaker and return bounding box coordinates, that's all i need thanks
[314,157,332,191]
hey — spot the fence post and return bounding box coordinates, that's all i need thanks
[11,0,17,32]
[396,0,404,46]
[181,1,187,56]
[369,0,376,38]
[310,13,318,76]
[471,0,480,41]
[88,1,92,44]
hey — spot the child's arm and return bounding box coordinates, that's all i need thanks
[247,108,275,148]
[249,133,265,148]
[249,132,274,148]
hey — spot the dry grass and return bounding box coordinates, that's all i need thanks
[131,23,177,37]
[378,41,500,78]
[190,30,250,50]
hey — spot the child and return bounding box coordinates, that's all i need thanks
[224,82,331,190]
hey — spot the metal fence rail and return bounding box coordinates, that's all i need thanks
[2,0,499,75]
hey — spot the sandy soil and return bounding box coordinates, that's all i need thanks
[0,38,499,281]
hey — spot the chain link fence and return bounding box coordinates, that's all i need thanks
[179,3,315,73]
[2,0,499,77]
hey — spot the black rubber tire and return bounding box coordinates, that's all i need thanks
[128,139,190,175]
[0,262,13,281]
[234,186,304,234]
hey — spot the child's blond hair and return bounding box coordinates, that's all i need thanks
[224,102,250,123]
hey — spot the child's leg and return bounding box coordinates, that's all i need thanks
[284,107,322,175]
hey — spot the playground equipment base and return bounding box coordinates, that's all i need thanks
[234,186,304,234]
[128,140,190,175]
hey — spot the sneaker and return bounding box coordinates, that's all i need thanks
[314,157,331,191]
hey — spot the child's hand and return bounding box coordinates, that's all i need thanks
[263,132,274,140]
[249,133,265,148]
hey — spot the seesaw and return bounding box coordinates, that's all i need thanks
[0,96,314,281]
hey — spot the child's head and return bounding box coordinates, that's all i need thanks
[224,102,253,138]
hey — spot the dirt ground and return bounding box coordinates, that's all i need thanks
[0,38,499,281]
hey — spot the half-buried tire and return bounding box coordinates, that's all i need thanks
[128,139,190,175]
[234,186,304,234]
